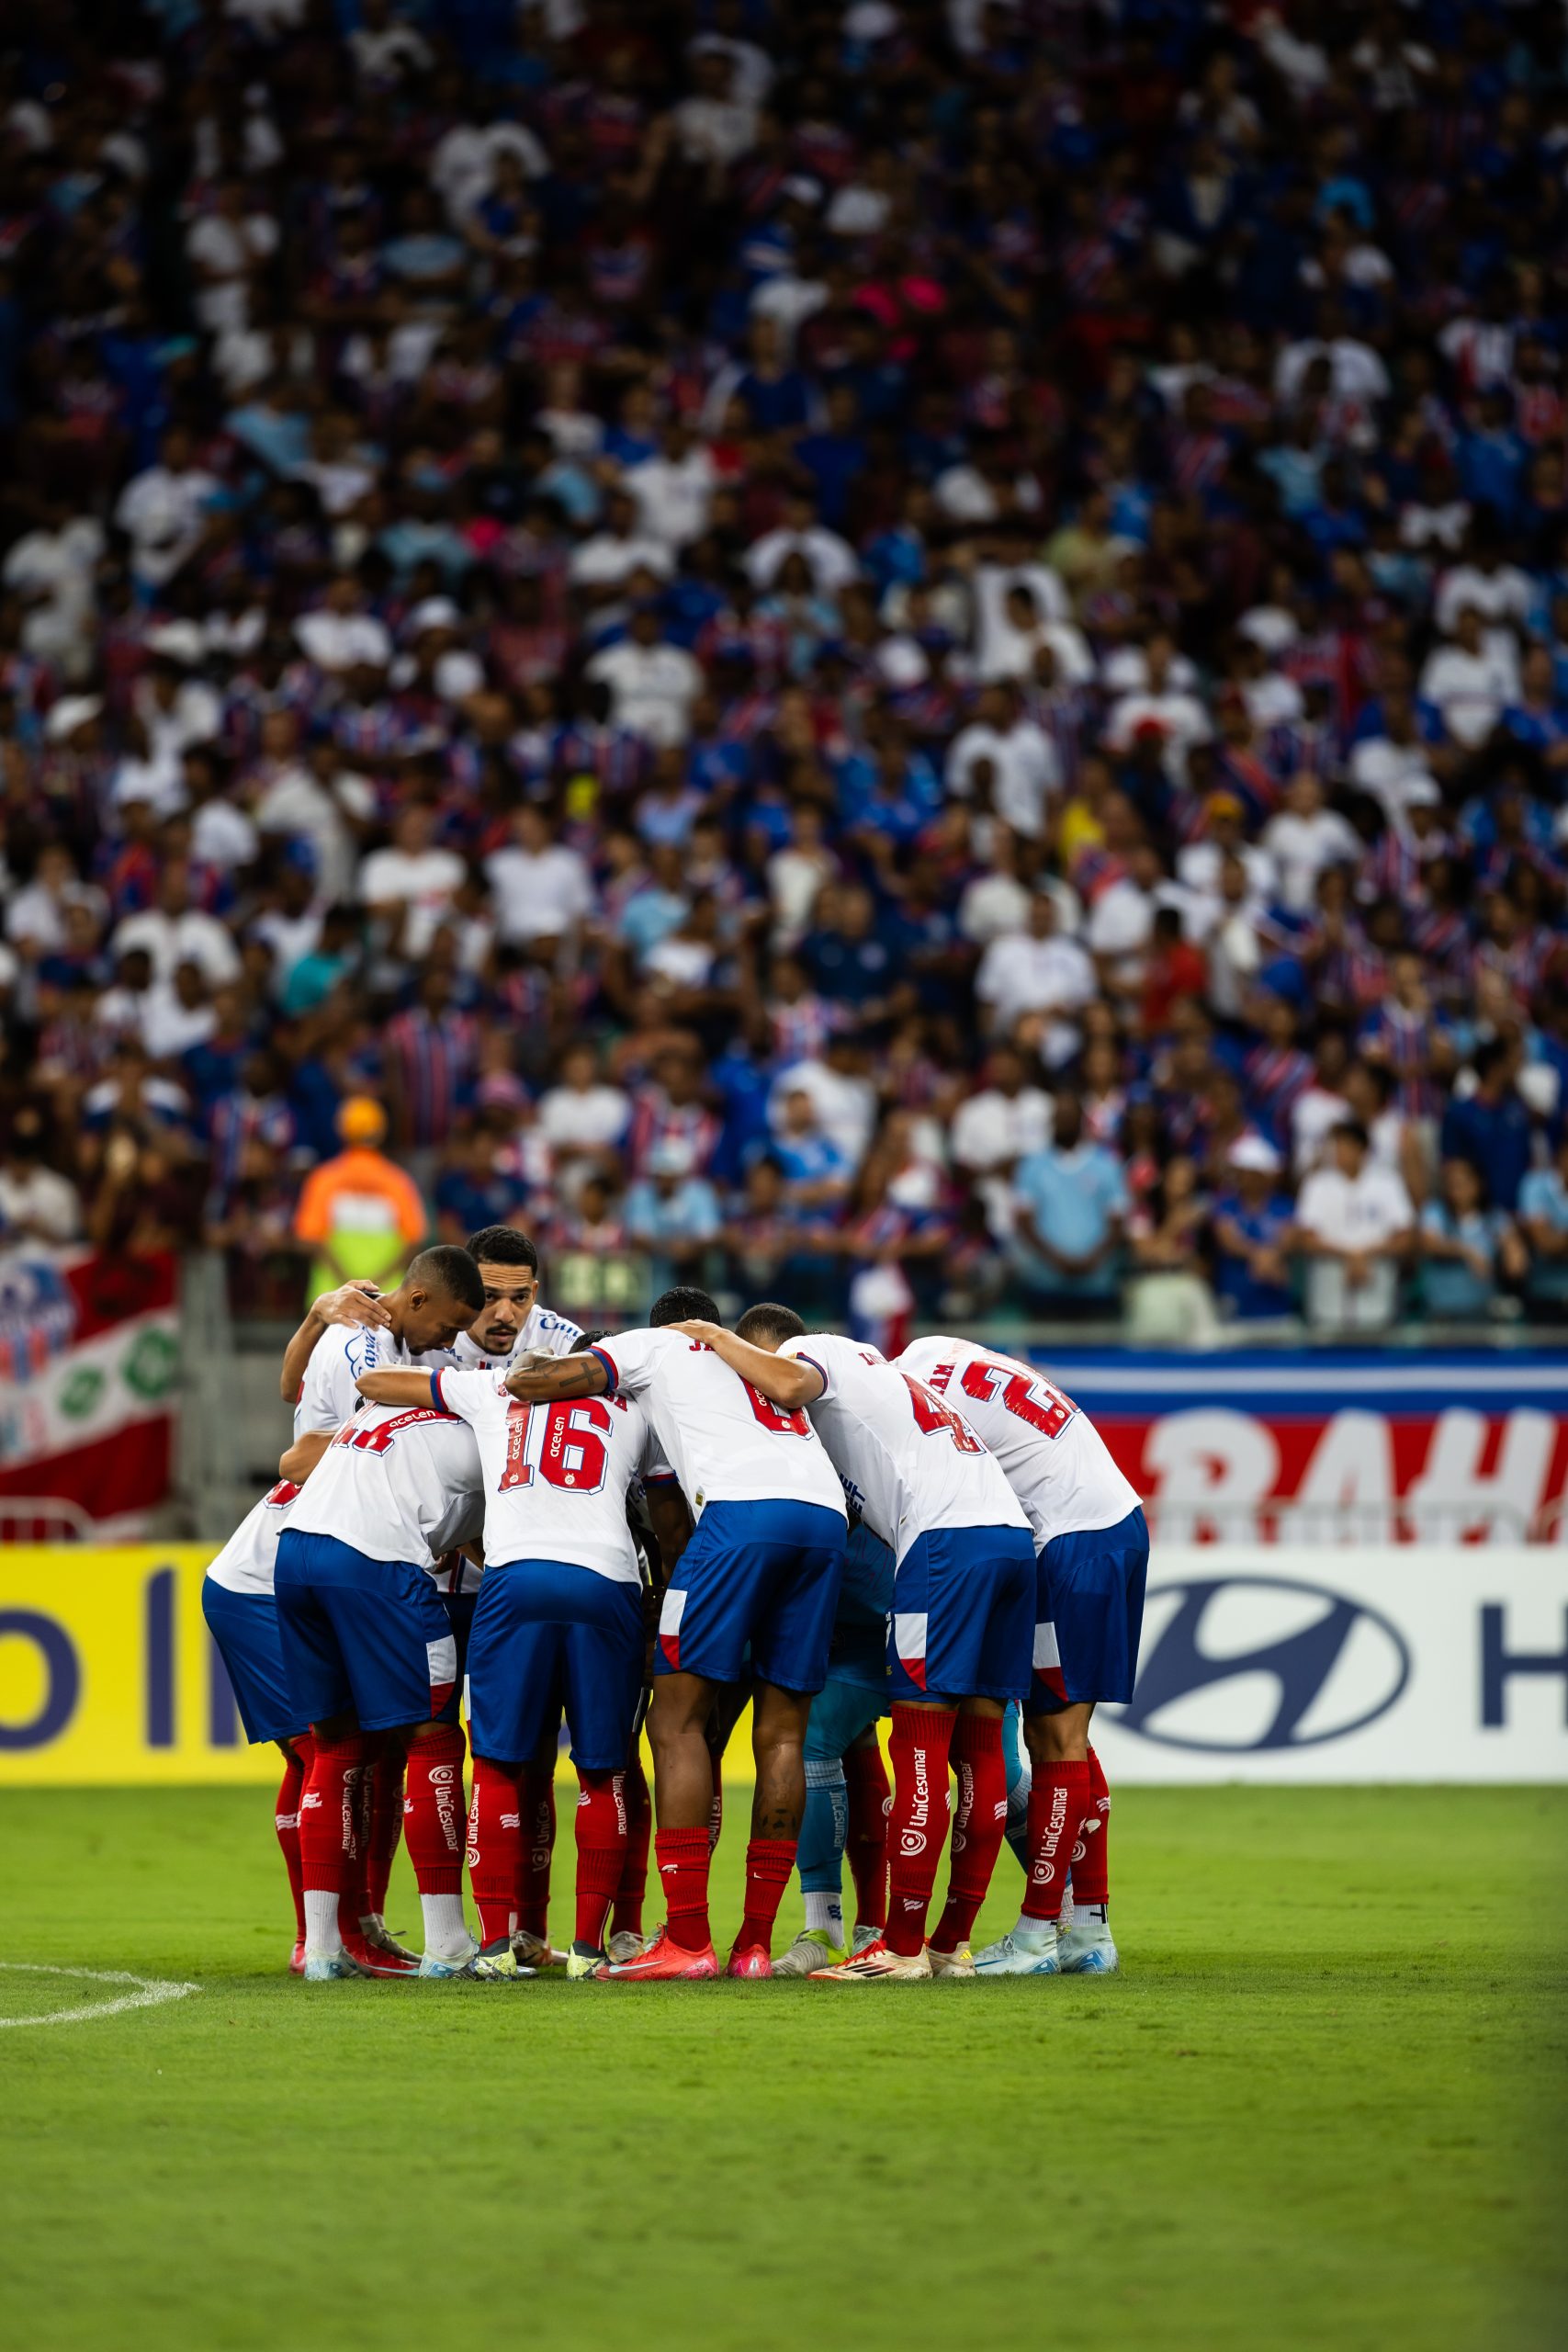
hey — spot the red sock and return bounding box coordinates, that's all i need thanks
[931,1713,1008,1951]
[885,1703,955,1956]
[467,1756,521,1947]
[612,1746,651,1939]
[655,1825,712,1951]
[367,1743,404,1918]
[844,1738,889,1930]
[274,1743,308,1941]
[515,1760,556,1941]
[1072,1747,1111,1908]
[338,1743,374,1946]
[404,1724,468,1896]
[706,1775,723,1856]
[734,1838,796,1959]
[574,1768,628,1951]
[299,1733,368,1904]
[1021,1759,1093,1924]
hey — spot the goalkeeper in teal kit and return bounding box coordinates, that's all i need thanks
[773,1520,897,1974]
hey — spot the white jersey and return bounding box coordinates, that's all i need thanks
[294,1321,411,1439]
[433,1365,653,1587]
[206,1476,301,1598]
[896,1337,1139,1549]
[779,1331,1028,1563]
[418,1299,583,1374]
[592,1327,845,1523]
[286,1396,483,1575]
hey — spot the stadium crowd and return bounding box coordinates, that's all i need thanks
[1,0,1567,1336]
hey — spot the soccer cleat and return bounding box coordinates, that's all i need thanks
[418,1943,479,1979]
[973,1928,1060,1977]
[302,1949,366,1982]
[927,1941,976,1978]
[809,1938,933,1983]
[362,1917,421,1966]
[773,1928,846,1977]
[566,1942,606,1982]
[1057,1916,1118,1974]
[606,1929,647,1965]
[598,1928,718,1981]
[466,1942,537,1983]
[289,1939,306,1976]
[851,1923,884,1958]
[512,1929,569,1971]
[344,1932,421,1978]
[726,1944,773,1979]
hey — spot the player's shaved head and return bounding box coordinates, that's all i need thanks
[736,1302,806,1349]
[407,1245,485,1312]
[650,1284,721,1326]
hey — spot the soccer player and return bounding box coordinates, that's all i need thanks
[773,1521,894,1975]
[356,1332,657,1981]
[201,1476,316,1973]
[285,1227,591,1968]
[504,1285,848,1980]
[897,1336,1147,1975]
[673,1308,1033,1983]
[273,1245,488,1980]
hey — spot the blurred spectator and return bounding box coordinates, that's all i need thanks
[1212,1137,1297,1324]
[292,1096,426,1300]
[1010,1093,1128,1317]
[1517,1135,1568,1322]
[0,1108,83,1250]
[1296,1120,1415,1332]
[1419,1159,1527,1322]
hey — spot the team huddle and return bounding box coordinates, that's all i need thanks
[201,1226,1149,1984]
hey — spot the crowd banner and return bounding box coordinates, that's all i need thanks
[1037,1350,1568,1545]
[0,1254,180,1533]
[1090,1544,1568,1784]
[1,1542,1564,1786]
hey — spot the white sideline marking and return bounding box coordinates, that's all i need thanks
[0,1962,200,2030]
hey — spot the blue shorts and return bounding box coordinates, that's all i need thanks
[201,1578,304,1746]
[807,1675,886,1761]
[890,1523,1036,1705]
[274,1529,459,1735]
[1028,1506,1150,1711]
[656,1498,846,1694]
[468,1560,643,1773]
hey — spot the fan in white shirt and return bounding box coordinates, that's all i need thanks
[624,425,716,548]
[585,609,703,747]
[485,804,596,945]
[1261,774,1361,912]
[114,430,220,588]
[1417,606,1518,749]
[976,893,1095,1040]
[944,686,1061,840]
[1295,1120,1414,1330]
[359,805,466,959]
[112,868,242,988]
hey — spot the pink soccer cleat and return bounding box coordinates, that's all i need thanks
[726,1944,773,1979]
[598,1928,718,1981]
[289,1939,306,1976]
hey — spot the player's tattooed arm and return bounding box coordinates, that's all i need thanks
[277,1282,391,1400]
[355,1369,438,1407]
[668,1321,824,1410]
[503,1354,607,1402]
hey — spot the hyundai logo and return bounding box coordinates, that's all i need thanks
[1116,1576,1411,1753]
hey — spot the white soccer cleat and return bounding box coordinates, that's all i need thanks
[926,1942,976,1978]
[851,1923,883,1958]
[1057,1916,1118,1973]
[466,1943,537,1982]
[773,1928,846,1977]
[809,1937,933,1983]
[302,1950,366,1982]
[973,1927,1060,1977]
[418,1943,479,1979]
[605,1929,647,1966]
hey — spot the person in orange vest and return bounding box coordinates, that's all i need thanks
[293,1095,427,1303]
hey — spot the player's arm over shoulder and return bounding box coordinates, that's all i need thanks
[504,1349,609,1402]
[669,1318,826,1408]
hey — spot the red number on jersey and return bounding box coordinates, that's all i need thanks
[501,1397,613,1493]
[265,1477,301,1509]
[742,1379,813,1437]
[902,1373,986,1453]
[959,1359,1077,1440]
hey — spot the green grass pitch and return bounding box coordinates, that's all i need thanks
[1,1784,1563,2352]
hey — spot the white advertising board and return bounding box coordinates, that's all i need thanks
[1094,1547,1568,1783]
